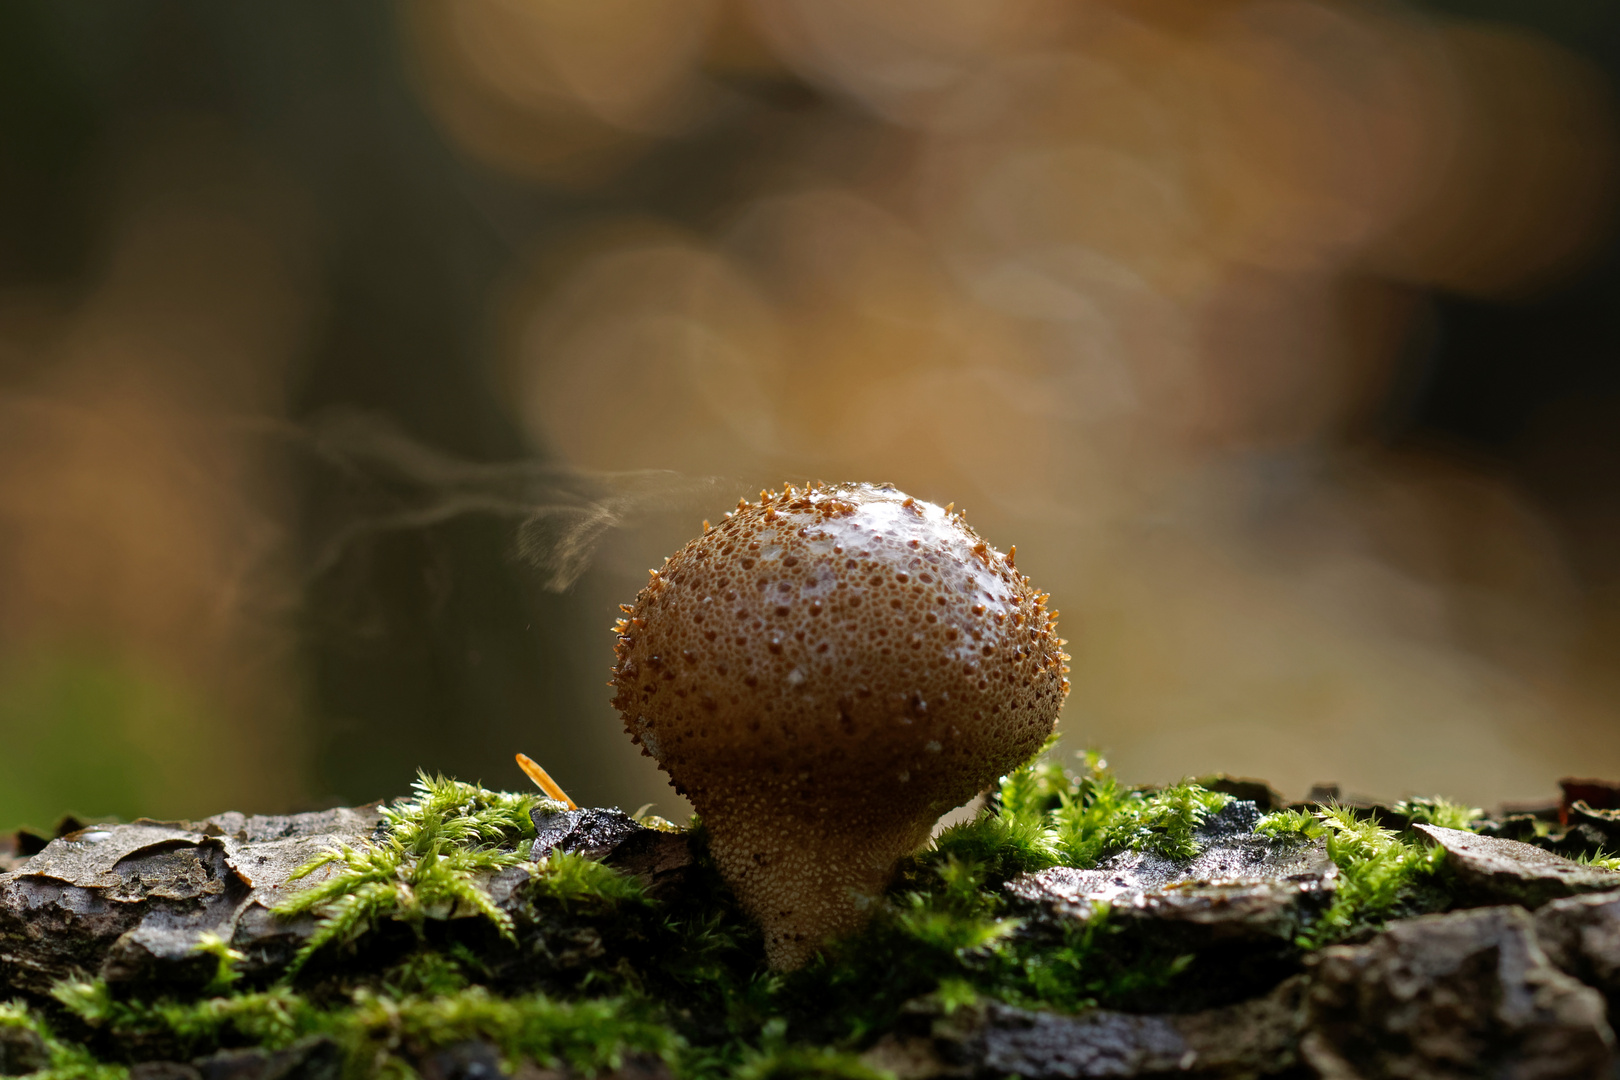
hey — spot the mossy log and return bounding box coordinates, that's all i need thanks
[2,764,1620,1079]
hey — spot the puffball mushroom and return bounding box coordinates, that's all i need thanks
[610,482,1070,969]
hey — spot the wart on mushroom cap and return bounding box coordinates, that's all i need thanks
[610,481,1070,969]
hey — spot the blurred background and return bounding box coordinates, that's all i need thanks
[2,0,1619,831]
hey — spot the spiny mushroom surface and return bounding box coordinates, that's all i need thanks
[610,482,1070,968]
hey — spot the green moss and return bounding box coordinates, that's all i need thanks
[947,739,1234,870]
[52,980,315,1057]
[1391,797,1484,831]
[1053,771,1233,865]
[928,810,1059,880]
[2,751,1479,1079]
[1572,849,1620,872]
[50,979,673,1076]
[770,750,1229,1040]
[272,773,552,974]
[1251,808,1317,839]
[731,1039,893,1080]
[356,988,677,1074]
[536,850,649,909]
[1255,804,1450,946]
[1,999,128,1080]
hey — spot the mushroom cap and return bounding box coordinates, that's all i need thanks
[611,482,1069,815]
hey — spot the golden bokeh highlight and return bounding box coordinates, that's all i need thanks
[406,0,725,184]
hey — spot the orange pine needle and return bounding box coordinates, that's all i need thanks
[515,752,577,810]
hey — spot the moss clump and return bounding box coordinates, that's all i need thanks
[1255,803,1459,945]
[939,742,1234,872]
[274,774,549,974]
[50,979,674,1078]
[1,1000,126,1080]
[2,754,1481,1079]
[1390,796,1484,831]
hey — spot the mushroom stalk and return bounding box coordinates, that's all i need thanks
[701,791,937,968]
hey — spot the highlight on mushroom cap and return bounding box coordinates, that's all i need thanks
[608,481,1069,968]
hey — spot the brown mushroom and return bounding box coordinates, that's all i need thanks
[610,482,1069,968]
